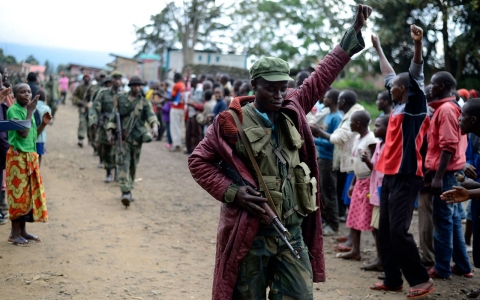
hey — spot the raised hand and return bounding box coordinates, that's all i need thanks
[440,186,470,204]
[353,4,373,33]
[411,24,423,42]
[27,95,39,114]
[42,112,53,125]
[371,35,381,50]
[0,87,11,103]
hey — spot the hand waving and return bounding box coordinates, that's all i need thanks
[411,24,423,42]
[27,95,39,114]
[353,4,373,33]
[0,88,11,103]
[42,112,53,125]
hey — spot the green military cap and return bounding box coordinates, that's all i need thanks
[249,57,294,81]
[102,76,112,86]
[110,71,123,78]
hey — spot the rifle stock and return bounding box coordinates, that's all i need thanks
[113,95,124,165]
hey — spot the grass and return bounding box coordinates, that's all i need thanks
[358,100,381,121]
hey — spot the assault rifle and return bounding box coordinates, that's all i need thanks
[219,161,300,259]
[113,95,124,165]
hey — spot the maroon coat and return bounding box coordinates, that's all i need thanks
[188,45,351,300]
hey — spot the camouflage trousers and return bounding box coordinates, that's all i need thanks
[98,143,114,170]
[115,143,142,193]
[233,226,313,300]
[78,108,88,140]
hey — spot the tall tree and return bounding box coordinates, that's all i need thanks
[135,0,231,70]
[0,49,17,65]
[25,55,39,65]
[231,0,351,68]
[365,0,480,85]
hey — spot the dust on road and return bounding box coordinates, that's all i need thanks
[0,104,476,300]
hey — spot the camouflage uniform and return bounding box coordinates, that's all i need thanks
[225,104,318,299]
[72,83,92,142]
[107,92,159,195]
[89,86,120,172]
[43,78,58,118]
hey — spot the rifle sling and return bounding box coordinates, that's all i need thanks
[228,109,282,221]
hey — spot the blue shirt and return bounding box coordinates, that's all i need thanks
[213,99,227,119]
[466,133,480,183]
[314,110,343,160]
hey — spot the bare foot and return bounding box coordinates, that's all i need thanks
[336,251,361,261]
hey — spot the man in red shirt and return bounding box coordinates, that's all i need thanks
[169,73,186,152]
[424,71,472,279]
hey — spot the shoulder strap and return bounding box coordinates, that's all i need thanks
[228,109,281,219]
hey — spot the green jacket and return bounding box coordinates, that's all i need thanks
[72,84,91,106]
[89,87,123,127]
[107,92,159,145]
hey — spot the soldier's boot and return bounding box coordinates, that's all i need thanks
[77,139,83,148]
[104,169,113,183]
[0,190,7,211]
[121,192,132,208]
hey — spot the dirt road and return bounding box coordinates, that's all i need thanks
[0,104,477,300]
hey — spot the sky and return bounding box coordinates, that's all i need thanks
[0,0,171,57]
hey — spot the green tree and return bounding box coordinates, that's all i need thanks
[135,0,230,70]
[0,48,17,65]
[231,0,351,67]
[57,64,68,73]
[25,55,39,65]
[365,0,480,85]
[44,60,55,75]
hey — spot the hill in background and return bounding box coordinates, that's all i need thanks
[0,42,134,69]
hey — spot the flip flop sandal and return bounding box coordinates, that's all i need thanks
[451,266,474,278]
[369,282,403,292]
[24,234,42,242]
[407,286,436,299]
[335,236,348,243]
[333,243,352,252]
[10,237,30,247]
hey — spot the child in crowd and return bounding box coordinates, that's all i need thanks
[310,89,343,236]
[360,115,389,272]
[7,83,51,246]
[212,87,227,119]
[336,110,378,260]
[35,90,52,166]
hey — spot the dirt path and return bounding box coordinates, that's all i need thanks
[0,103,477,300]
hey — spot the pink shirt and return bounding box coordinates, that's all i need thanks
[369,142,385,206]
[58,77,69,92]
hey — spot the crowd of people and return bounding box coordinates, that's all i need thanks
[0,3,479,300]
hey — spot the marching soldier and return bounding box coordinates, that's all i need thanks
[107,75,159,207]
[43,75,59,122]
[89,74,117,180]
[72,74,92,147]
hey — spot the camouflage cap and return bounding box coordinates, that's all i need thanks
[110,71,123,78]
[249,57,293,81]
